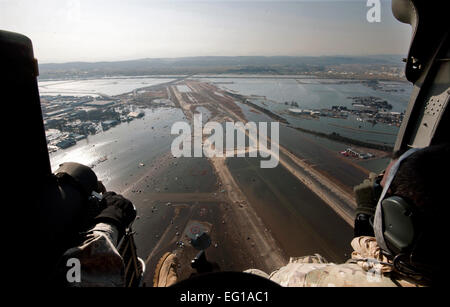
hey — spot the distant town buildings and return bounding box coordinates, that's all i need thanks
[85,100,115,108]
[286,95,403,127]
[101,119,119,131]
[41,95,146,151]
[288,108,320,117]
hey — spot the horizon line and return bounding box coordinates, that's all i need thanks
[39,53,406,65]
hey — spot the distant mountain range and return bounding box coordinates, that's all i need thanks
[38,55,405,79]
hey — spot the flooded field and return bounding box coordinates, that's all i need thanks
[197,76,411,146]
[199,77,411,113]
[45,75,409,283]
[50,107,185,192]
[39,77,176,97]
[227,157,353,262]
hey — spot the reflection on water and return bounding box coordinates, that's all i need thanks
[235,100,375,188]
[39,77,175,97]
[227,157,353,262]
[50,107,185,191]
[202,77,411,112]
[198,77,411,146]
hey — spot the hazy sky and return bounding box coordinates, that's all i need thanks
[0,0,412,63]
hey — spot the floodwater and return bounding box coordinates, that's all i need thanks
[50,107,185,192]
[45,75,407,269]
[201,77,411,112]
[49,106,219,263]
[39,77,176,97]
[226,157,353,262]
[197,77,412,145]
[235,101,371,189]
